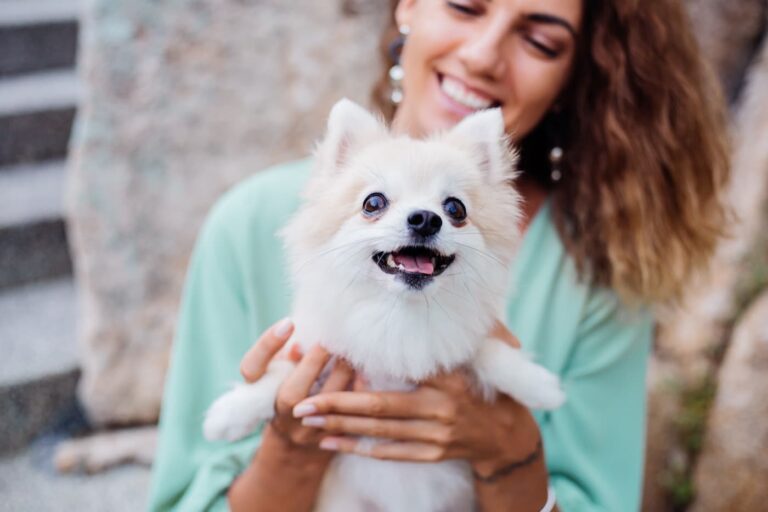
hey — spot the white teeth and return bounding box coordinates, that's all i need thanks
[386,254,396,268]
[440,76,494,110]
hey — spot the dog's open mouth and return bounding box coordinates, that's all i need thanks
[373,246,455,286]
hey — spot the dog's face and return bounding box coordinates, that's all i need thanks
[283,99,522,379]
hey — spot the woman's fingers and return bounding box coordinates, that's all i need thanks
[302,415,451,445]
[240,317,294,382]
[490,319,521,348]
[293,388,452,422]
[319,437,452,463]
[320,359,355,393]
[277,344,332,409]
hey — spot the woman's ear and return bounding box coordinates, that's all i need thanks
[394,0,418,30]
[316,98,387,172]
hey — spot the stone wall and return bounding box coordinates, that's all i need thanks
[643,1,768,509]
[67,0,390,425]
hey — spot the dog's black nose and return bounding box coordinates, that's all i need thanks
[408,210,442,237]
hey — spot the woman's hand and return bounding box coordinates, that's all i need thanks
[288,320,552,511]
[228,318,354,512]
[291,320,540,473]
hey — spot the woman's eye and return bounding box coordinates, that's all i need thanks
[362,193,388,215]
[524,36,559,59]
[443,197,467,222]
[446,1,480,16]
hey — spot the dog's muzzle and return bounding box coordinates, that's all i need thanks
[372,246,455,289]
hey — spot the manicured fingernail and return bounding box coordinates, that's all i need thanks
[272,317,293,338]
[301,416,326,427]
[292,403,317,418]
[319,438,339,451]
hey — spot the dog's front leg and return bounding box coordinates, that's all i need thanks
[472,339,565,410]
[203,360,295,442]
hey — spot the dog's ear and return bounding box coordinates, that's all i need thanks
[317,99,387,171]
[446,108,517,183]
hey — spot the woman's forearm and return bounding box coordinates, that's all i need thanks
[474,454,555,512]
[228,425,332,512]
[472,409,555,512]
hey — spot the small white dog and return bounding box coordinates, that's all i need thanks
[204,99,565,511]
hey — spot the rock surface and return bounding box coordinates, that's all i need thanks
[0,438,150,512]
[684,0,767,102]
[691,291,768,512]
[67,0,390,425]
[643,8,768,511]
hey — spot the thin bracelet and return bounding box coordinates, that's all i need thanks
[472,439,543,483]
[541,485,556,512]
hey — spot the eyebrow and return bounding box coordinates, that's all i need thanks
[480,1,579,39]
[525,13,578,38]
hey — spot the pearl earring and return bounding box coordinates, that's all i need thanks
[549,146,563,182]
[388,24,410,105]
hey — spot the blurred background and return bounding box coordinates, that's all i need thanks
[0,0,765,510]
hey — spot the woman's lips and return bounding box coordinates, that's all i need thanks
[434,72,500,118]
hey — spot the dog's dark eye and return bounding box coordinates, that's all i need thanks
[363,193,388,215]
[443,197,467,222]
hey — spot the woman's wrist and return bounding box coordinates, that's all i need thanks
[228,424,332,512]
[471,408,550,512]
[471,406,542,477]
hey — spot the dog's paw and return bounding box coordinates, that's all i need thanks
[473,339,566,411]
[511,364,566,410]
[203,384,275,442]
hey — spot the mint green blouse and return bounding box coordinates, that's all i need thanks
[147,158,652,512]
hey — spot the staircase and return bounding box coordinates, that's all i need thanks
[0,0,82,454]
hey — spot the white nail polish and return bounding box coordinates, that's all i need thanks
[272,317,293,338]
[293,403,317,417]
[320,438,339,451]
[302,416,326,427]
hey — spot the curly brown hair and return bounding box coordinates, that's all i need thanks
[372,0,730,304]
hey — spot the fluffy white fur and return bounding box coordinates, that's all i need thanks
[204,99,565,511]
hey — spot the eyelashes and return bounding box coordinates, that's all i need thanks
[445,1,563,60]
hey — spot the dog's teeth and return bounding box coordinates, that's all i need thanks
[386,254,395,268]
[397,263,406,271]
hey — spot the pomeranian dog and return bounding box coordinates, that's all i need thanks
[204,99,565,511]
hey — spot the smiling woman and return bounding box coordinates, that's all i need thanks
[148,0,729,511]
[390,0,582,138]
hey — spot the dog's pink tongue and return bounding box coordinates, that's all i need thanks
[393,253,434,275]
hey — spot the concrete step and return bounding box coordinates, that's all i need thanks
[0,438,150,512]
[0,70,78,167]
[0,160,72,289]
[0,0,79,77]
[0,160,66,227]
[0,277,80,453]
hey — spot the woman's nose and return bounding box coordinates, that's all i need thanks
[455,24,508,81]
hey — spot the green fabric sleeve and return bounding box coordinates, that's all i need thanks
[147,194,265,512]
[543,293,652,512]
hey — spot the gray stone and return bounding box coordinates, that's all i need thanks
[0,160,72,288]
[0,277,78,386]
[0,69,78,166]
[691,290,768,512]
[644,12,768,511]
[67,0,390,425]
[0,439,150,512]
[685,0,767,102]
[0,277,80,453]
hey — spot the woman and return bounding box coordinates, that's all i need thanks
[148,0,728,510]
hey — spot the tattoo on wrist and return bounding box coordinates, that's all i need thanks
[472,440,543,484]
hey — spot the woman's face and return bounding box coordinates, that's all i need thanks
[392,0,582,139]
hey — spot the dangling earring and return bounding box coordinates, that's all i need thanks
[388,24,410,105]
[549,146,563,182]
